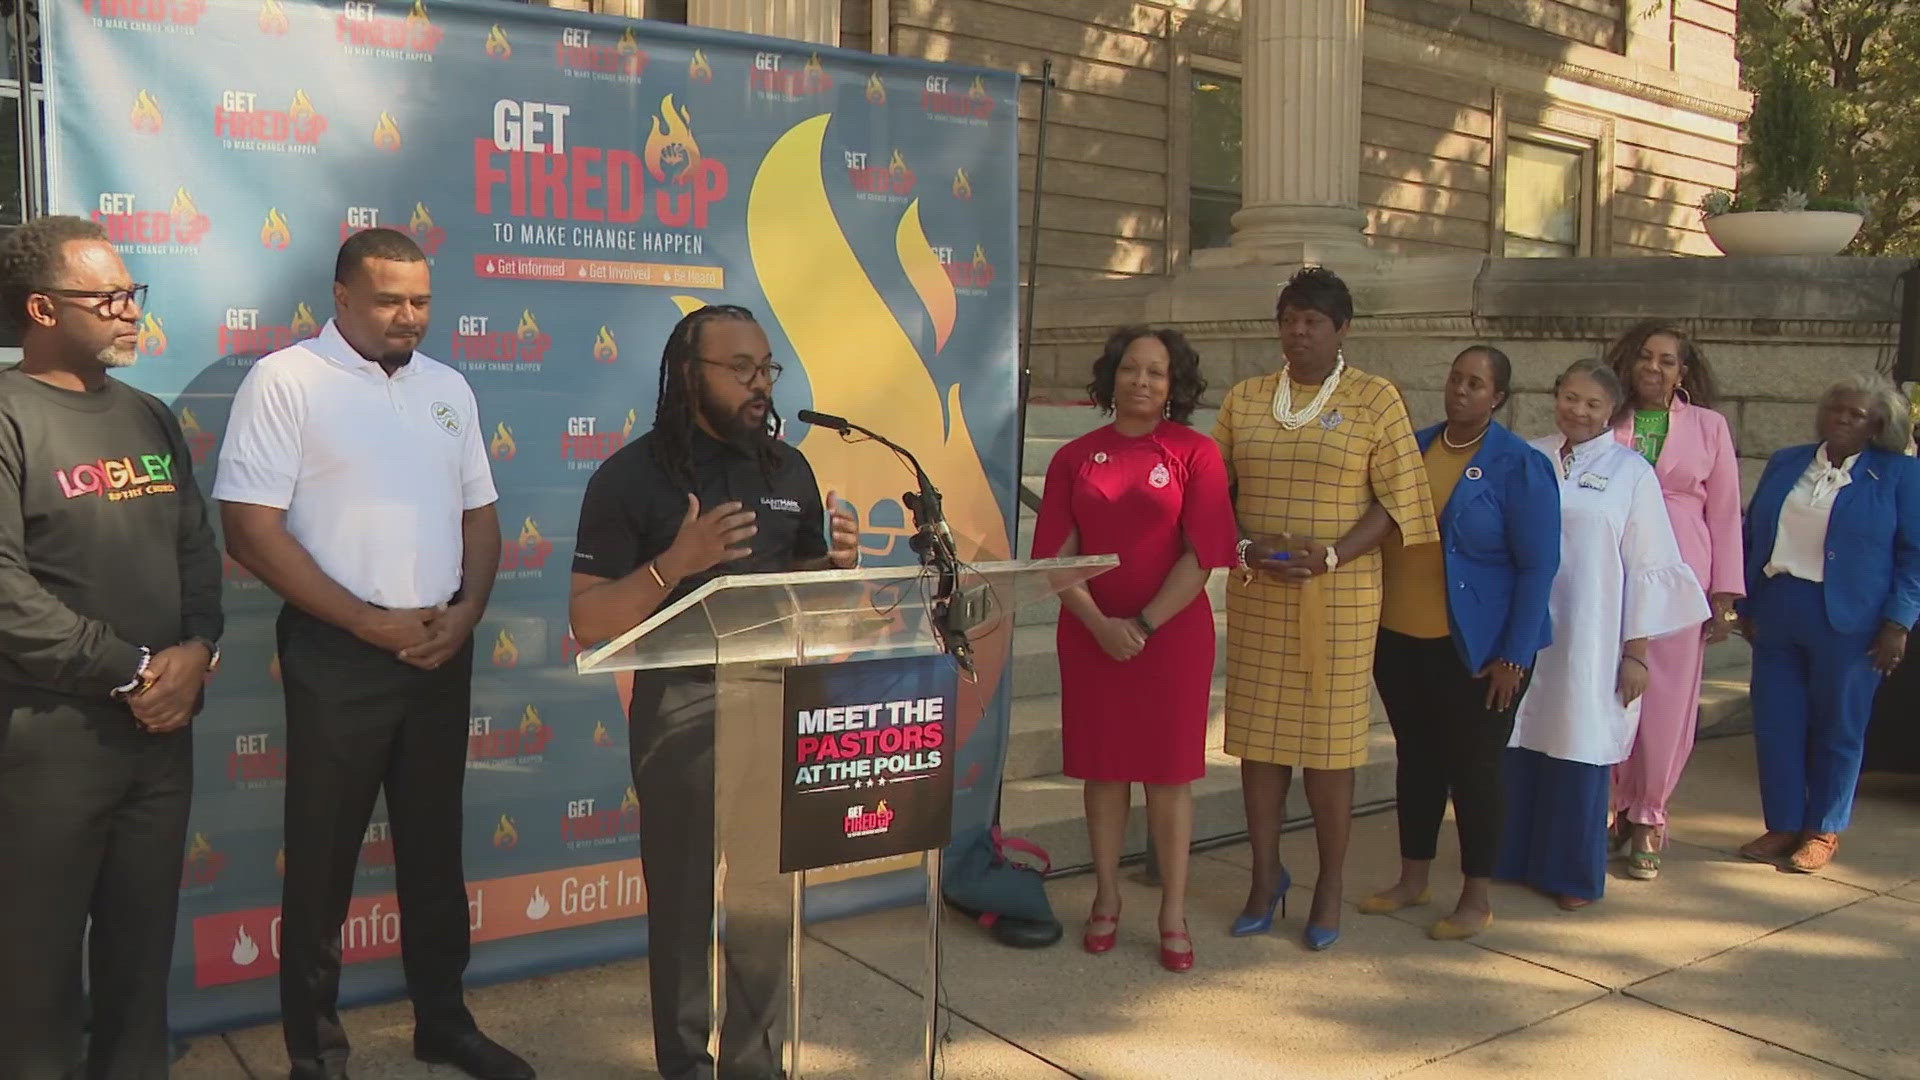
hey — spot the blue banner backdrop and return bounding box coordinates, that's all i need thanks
[45,0,1020,1033]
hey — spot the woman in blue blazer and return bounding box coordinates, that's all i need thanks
[1740,374,1920,873]
[1360,346,1561,939]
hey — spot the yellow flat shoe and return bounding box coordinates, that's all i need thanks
[1429,912,1493,941]
[1358,888,1432,915]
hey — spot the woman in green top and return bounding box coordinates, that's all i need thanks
[1604,320,1746,880]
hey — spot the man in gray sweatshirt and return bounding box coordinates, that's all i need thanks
[0,215,223,1080]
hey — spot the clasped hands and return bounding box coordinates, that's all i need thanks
[1243,533,1333,582]
[127,640,215,735]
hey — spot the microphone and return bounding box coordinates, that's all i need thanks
[796,409,849,433]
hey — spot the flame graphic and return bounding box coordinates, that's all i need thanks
[260,207,292,249]
[622,408,637,439]
[405,0,430,28]
[231,926,261,966]
[804,53,825,79]
[138,312,168,355]
[518,517,543,548]
[275,847,286,875]
[900,205,956,351]
[592,719,613,747]
[889,149,910,181]
[490,422,517,459]
[972,244,993,277]
[289,302,318,339]
[519,704,543,734]
[169,187,202,223]
[688,48,713,83]
[492,629,520,667]
[258,0,288,34]
[525,887,551,920]
[617,26,641,55]
[287,89,316,123]
[592,326,619,364]
[516,309,541,341]
[372,111,403,152]
[269,653,282,682]
[179,406,202,435]
[644,95,701,183]
[866,72,887,105]
[130,90,163,132]
[187,833,215,861]
[621,786,640,814]
[747,114,1010,741]
[493,814,519,848]
[484,23,510,59]
[952,168,972,201]
[410,201,435,235]
[968,76,990,102]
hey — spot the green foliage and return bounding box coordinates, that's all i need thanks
[1739,0,1920,254]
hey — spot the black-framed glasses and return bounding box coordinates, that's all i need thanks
[696,358,784,385]
[38,284,148,319]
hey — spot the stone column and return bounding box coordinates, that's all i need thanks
[688,0,838,45]
[1212,0,1373,269]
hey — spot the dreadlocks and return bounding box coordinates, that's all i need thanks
[650,304,785,487]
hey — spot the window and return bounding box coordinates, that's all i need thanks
[642,0,687,21]
[1188,70,1240,252]
[2,0,45,227]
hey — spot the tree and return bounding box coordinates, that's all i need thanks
[1739,0,1920,254]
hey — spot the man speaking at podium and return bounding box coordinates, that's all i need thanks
[569,304,859,1080]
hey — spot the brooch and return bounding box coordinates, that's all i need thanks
[1464,466,1483,481]
[1148,463,1171,488]
[1093,452,1108,464]
[1578,472,1608,491]
[1320,409,1345,431]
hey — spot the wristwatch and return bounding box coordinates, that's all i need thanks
[1235,538,1254,568]
[185,636,223,675]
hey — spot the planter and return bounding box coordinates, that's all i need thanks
[1704,210,1864,257]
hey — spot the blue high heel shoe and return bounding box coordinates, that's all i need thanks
[1302,923,1341,951]
[1230,866,1292,937]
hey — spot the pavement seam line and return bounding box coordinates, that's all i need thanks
[804,928,1090,1079]
[1616,891,1881,994]
[1659,835,1881,896]
[218,1033,259,1079]
[1377,988,1614,1078]
[1617,991,1882,1080]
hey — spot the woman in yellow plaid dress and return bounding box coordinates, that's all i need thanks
[1214,268,1438,950]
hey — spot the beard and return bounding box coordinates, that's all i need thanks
[97,343,138,369]
[696,379,775,452]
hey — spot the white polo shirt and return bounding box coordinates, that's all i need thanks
[214,319,498,608]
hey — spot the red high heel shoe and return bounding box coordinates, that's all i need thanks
[1083,906,1120,954]
[1158,923,1194,972]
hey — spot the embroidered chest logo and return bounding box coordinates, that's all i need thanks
[1148,463,1171,489]
[431,401,462,437]
[761,497,802,513]
[55,453,178,502]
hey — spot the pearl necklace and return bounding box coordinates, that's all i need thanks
[1441,421,1490,450]
[1271,350,1347,430]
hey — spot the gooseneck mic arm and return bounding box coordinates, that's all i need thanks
[796,409,972,673]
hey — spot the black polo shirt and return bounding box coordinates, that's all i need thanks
[572,428,828,603]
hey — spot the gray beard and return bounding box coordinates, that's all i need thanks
[98,345,138,369]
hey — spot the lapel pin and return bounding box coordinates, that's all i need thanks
[1464,466,1483,481]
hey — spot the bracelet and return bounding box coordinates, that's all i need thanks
[646,561,670,590]
[1622,655,1648,670]
[1134,614,1155,636]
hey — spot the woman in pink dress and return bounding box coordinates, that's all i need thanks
[1031,326,1239,972]
[1606,320,1745,879]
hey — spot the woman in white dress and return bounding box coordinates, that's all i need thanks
[1499,359,1708,909]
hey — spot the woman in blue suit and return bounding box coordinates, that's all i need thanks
[1360,346,1561,939]
[1740,374,1920,873]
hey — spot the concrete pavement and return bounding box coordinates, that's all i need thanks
[173,734,1918,1079]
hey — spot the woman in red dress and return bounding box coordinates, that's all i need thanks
[1031,326,1239,972]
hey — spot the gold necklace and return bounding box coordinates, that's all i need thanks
[1441,422,1490,450]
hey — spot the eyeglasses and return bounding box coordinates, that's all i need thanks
[38,284,148,319]
[696,358,784,385]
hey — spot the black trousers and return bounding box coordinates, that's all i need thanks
[630,670,787,1080]
[276,607,476,1078]
[0,698,191,1080]
[1374,630,1525,879]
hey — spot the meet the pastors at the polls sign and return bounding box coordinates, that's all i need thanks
[47,0,1020,1033]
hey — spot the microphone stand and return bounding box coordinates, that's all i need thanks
[800,412,973,673]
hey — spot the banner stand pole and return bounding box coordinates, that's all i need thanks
[789,869,805,1079]
[1013,60,1055,498]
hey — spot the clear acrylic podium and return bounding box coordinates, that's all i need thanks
[574,555,1115,1079]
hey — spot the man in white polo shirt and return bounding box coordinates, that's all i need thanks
[216,229,532,1080]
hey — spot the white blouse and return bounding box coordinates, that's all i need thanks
[1511,433,1710,766]
[1763,445,1857,584]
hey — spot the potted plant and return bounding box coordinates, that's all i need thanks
[1699,67,1865,256]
